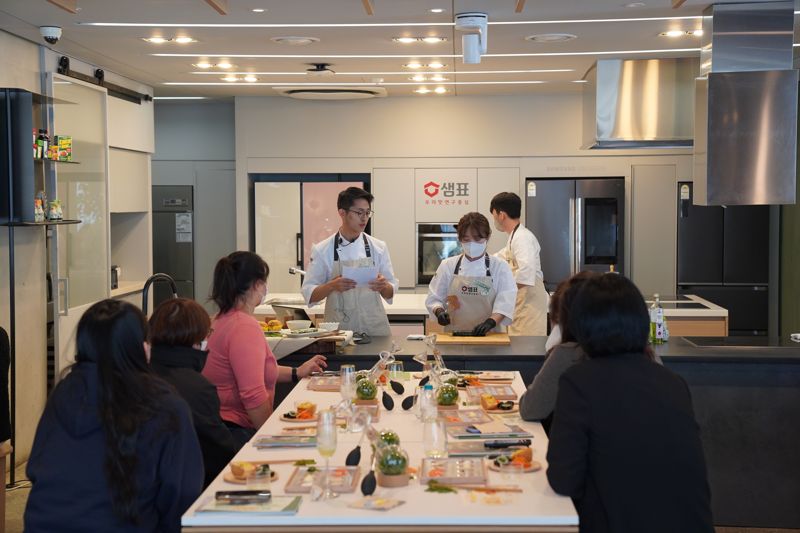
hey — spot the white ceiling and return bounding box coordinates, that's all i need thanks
[0,0,795,98]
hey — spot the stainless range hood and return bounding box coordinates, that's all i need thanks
[582,58,697,149]
[693,2,798,206]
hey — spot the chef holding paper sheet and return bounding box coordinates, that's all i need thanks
[301,187,397,336]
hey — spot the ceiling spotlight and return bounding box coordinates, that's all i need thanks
[217,61,233,69]
[525,33,577,43]
[243,75,259,82]
[434,86,447,94]
[143,37,170,44]
[405,62,423,69]
[688,29,704,36]
[251,8,266,13]
[174,36,196,44]
[422,36,447,44]
[414,87,431,94]
[428,61,445,69]
[394,37,418,44]
[430,75,447,82]
[222,76,239,82]
[429,8,445,13]
[194,62,213,69]
[572,80,589,83]
[271,36,320,46]
[661,30,686,38]
[624,2,646,7]
[411,74,427,82]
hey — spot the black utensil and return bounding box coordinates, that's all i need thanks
[345,445,361,466]
[382,390,395,410]
[401,394,416,411]
[361,455,377,496]
[389,380,405,395]
[418,375,430,387]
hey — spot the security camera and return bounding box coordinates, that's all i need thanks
[455,12,488,64]
[40,26,62,45]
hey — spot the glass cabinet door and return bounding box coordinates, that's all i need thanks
[50,74,109,375]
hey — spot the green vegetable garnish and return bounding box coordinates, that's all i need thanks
[294,459,316,466]
[426,480,457,493]
[307,466,318,473]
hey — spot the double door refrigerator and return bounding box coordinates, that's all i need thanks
[152,186,195,307]
[677,182,769,335]
[525,178,625,292]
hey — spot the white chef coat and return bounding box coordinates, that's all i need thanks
[301,232,399,306]
[425,254,517,326]
[495,225,543,286]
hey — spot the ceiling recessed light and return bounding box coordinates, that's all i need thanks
[222,76,239,82]
[661,29,686,38]
[404,62,423,69]
[393,37,418,44]
[624,2,646,7]
[434,86,447,94]
[687,29,703,36]
[251,8,266,13]
[194,62,213,69]
[244,75,259,82]
[271,36,320,46]
[429,8,445,14]
[572,80,589,83]
[422,36,447,44]
[143,37,170,44]
[411,74,427,82]
[174,36,196,44]
[430,75,448,82]
[428,61,445,69]
[217,61,234,69]
[414,87,431,94]
[525,33,577,43]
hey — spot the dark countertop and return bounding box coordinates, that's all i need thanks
[335,335,800,363]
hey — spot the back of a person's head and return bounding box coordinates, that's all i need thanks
[149,298,210,348]
[552,271,598,342]
[568,274,649,358]
[211,251,269,313]
[76,299,149,371]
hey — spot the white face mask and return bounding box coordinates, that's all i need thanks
[258,282,269,306]
[462,240,487,258]
[200,339,208,352]
[545,324,562,352]
[493,219,503,232]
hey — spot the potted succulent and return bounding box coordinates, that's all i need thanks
[376,444,410,487]
[436,383,459,411]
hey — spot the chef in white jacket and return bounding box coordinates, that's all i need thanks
[490,192,549,336]
[301,187,398,336]
[426,212,517,335]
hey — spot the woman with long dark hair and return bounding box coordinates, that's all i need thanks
[546,274,713,532]
[25,299,203,532]
[204,251,326,445]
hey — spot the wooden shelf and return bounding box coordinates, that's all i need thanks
[34,158,79,164]
[1,219,81,227]
[111,280,147,298]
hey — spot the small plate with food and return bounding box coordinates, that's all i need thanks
[281,401,317,422]
[223,461,280,484]
[488,448,541,473]
[480,394,519,414]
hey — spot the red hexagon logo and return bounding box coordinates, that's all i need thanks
[423,181,440,198]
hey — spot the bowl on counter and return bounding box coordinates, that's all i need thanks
[286,320,312,331]
[318,322,340,331]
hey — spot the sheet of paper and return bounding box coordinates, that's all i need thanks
[341,265,378,287]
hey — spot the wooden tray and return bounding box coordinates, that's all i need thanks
[223,470,279,485]
[280,414,318,423]
[419,457,488,485]
[435,332,511,345]
[466,385,518,402]
[284,466,360,494]
[308,375,341,392]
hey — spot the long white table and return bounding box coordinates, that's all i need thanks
[181,373,578,532]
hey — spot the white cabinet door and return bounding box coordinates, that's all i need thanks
[254,182,301,293]
[477,168,520,255]
[372,169,415,289]
[51,74,110,378]
[109,148,150,212]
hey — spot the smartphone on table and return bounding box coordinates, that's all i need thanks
[215,490,272,505]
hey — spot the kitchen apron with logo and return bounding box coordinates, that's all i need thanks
[504,225,548,336]
[445,254,498,333]
[323,233,391,336]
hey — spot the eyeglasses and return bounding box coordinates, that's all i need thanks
[347,209,374,219]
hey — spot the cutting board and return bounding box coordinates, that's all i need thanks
[435,332,511,345]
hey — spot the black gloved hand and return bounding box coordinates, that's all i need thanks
[472,318,497,336]
[435,308,451,326]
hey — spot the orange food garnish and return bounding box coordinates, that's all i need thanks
[379,374,388,384]
[296,411,313,419]
[445,416,459,423]
[406,466,418,475]
[332,468,348,477]
[428,467,445,478]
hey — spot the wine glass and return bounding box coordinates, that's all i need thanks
[340,364,356,403]
[316,408,338,500]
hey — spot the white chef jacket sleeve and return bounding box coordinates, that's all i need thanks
[301,241,332,306]
[425,259,453,319]
[492,258,518,326]
[510,232,541,286]
[375,240,399,304]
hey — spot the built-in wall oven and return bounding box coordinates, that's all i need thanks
[417,223,462,285]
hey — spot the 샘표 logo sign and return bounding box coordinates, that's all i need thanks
[423,181,440,198]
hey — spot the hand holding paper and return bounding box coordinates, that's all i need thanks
[341,265,379,287]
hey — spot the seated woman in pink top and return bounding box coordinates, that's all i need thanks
[203,251,327,445]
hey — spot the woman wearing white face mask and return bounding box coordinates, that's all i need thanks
[426,212,518,335]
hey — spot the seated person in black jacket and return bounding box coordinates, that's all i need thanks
[546,274,713,533]
[149,297,240,487]
[25,300,202,532]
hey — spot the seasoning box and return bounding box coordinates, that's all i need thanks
[54,135,72,161]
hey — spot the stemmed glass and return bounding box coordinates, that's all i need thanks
[316,408,338,500]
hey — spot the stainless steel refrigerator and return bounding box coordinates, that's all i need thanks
[152,185,195,306]
[525,178,625,291]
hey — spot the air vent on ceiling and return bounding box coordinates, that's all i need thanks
[274,86,387,100]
